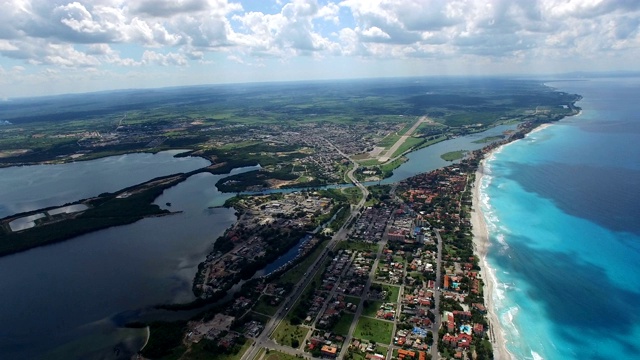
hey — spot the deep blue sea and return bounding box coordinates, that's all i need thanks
[480,78,640,359]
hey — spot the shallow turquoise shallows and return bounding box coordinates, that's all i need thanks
[481,78,640,360]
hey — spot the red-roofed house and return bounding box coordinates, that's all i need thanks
[474,323,485,336]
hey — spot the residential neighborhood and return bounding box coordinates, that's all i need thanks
[171,149,494,360]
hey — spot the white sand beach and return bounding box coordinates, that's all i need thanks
[471,156,513,360]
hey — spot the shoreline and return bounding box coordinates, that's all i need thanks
[471,153,513,360]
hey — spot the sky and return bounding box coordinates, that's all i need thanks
[1,0,640,98]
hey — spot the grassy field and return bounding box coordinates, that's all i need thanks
[415,135,448,150]
[440,150,467,161]
[382,284,400,303]
[375,345,389,357]
[253,296,280,316]
[362,300,384,317]
[351,153,371,160]
[379,157,407,177]
[264,350,300,360]
[391,136,425,158]
[330,313,355,336]
[379,133,401,149]
[353,317,394,345]
[357,159,381,166]
[343,186,363,204]
[396,122,414,136]
[272,321,309,349]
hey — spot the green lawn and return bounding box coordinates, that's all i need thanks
[264,350,300,360]
[330,313,355,336]
[381,284,400,303]
[353,317,394,345]
[272,321,309,349]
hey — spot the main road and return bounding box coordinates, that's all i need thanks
[430,228,444,360]
[241,141,369,360]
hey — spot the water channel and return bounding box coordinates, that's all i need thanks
[0,125,515,359]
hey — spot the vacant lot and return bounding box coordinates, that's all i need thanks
[272,321,309,349]
[362,300,384,317]
[354,317,393,345]
[331,313,355,336]
[264,350,299,360]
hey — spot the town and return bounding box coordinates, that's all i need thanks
[142,143,503,360]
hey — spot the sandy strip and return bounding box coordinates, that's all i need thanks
[528,122,553,134]
[471,156,513,360]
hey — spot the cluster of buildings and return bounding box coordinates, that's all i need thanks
[194,192,336,298]
[386,206,433,244]
[399,158,493,360]
[377,249,406,285]
[183,156,493,360]
[303,249,373,329]
[246,121,404,184]
[351,205,393,242]
[306,331,343,357]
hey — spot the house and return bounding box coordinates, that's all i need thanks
[321,345,338,357]
[474,323,485,336]
[398,348,416,359]
[472,303,487,313]
[446,313,455,332]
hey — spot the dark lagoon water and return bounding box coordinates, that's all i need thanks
[0,165,257,359]
[0,150,210,218]
[481,78,640,359]
[0,122,517,359]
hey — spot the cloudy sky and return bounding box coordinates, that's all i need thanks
[1,0,639,98]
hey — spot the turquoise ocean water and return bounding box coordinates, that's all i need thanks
[480,78,640,359]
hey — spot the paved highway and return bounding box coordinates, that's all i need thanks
[242,143,369,360]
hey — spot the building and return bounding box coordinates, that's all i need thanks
[321,345,338,357]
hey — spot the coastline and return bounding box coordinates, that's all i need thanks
[471,153,513,360]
